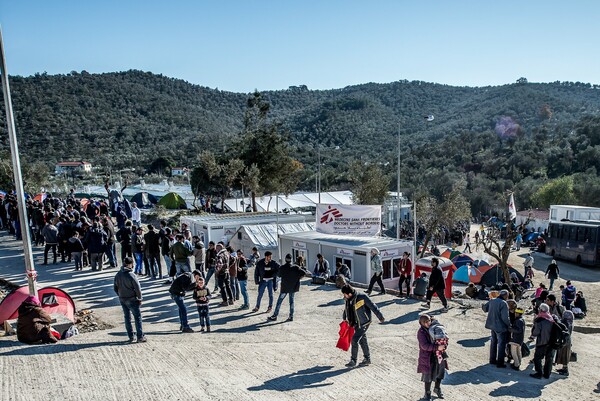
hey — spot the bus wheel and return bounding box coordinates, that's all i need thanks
[576,255,582,265]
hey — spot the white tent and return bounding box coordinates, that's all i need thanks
[228,222,316,257]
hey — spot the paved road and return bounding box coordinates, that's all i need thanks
[1,231,599,401]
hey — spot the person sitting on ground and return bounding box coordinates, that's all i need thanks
[312,253,330,279]
[534,283,546,299]
[413,273,429,299]
[332,261,351,288]
[16,296,58,344]
[572,291,587,318]
[465,283,478,299]
[476,284,490,301]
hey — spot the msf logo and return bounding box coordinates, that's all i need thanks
[320,206,343,224]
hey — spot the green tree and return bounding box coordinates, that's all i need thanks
[530,176,576,208]
[417,187,471,257]
[238,92,302,211]
[348,161,390,205]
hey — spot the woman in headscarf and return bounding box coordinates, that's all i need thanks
[555,310,574,376]
[16,296,58,344]
[417,314,446,401]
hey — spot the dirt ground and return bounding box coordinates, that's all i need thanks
[1,230,599,401]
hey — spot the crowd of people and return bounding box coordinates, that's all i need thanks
[4,191,588,400]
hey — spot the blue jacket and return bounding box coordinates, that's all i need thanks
[343,293,384,329]
[482,297,510,333]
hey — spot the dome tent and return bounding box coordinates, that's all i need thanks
[130,192,158,209]
[157,192,187,210]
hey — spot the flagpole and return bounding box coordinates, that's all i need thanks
[0,26,38,296]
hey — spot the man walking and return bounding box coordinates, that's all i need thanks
[268,254,308,322]
[366,248,385,295]
[422,257,448,311]
[341,284,385,368]
[113,257,146,343]
[482,289,511,368]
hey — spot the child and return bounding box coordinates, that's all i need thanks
[428,318,449,364]
[192,272,211,332]
[508,308,525,370]
[68,231,85,271]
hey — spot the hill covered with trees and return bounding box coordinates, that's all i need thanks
[1,70,599,214]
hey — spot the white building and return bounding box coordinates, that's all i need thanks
[171,167,189,177]
[55,161,92,175]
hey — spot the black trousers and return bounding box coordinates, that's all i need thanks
[44,244,57,264]
[533,345,555,377]
[398,274,411,295]
[426,288,448,308]
[367,273,385,294]
[218,274,233,302]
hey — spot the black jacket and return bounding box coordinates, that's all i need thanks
[255,258,280,284]
[343,293,384,329]
[169,272,196,296]
[237,257,249,281]
[429,266,446,291]
[144,229,161,254]
[277,262,308,293]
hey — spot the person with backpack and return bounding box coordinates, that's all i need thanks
[562,281,577,310]
[530,303,560,379]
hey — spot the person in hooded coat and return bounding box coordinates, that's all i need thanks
[17,296,58,344]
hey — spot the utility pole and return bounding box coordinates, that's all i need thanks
[396,126,401,239]
[0,26,38,296]
[317,146,321,204]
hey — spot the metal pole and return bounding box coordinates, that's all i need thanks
[412,199,417,285]
[0,26,38,296]
[317,146,321,204]
[276,195,281,263]
[396,127,401,239]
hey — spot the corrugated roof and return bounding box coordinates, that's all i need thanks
[240,222,316,248]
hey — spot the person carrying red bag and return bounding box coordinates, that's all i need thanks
[341,284,385,368]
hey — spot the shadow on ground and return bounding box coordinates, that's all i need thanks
[248,365,349,391]
[445,363,566,398]
[457,336,489,348]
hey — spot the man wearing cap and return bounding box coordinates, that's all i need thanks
[268,255,308,322]
[482,289,511,368]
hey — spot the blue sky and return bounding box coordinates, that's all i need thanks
[1,1,598,92]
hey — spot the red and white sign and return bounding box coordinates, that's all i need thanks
[380,249,400,258]
[316,204,381,236]
[336,248,353,256]
[293,241,307,249]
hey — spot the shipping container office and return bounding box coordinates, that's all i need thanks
[279,231,413,288]
[180,213,307,246]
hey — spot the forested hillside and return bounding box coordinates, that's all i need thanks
[1,70,600,214]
